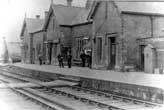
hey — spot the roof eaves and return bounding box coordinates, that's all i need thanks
[71,21,92,27]
[60,21,92,27]
[30,29,44,34]
[121,11,164,17]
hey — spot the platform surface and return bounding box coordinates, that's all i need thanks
[12,63,164,89]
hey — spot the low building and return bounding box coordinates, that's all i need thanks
[88,1,164,72]
[20,16,44,63]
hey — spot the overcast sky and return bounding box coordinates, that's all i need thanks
[0,0,164,43]
[0,0,87,43]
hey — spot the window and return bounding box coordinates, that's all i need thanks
[36,43,41,56]
[75,37,85,59]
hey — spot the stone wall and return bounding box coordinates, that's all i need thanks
[81,78,163,104]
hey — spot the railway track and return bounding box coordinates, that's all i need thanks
[0,66,163,110]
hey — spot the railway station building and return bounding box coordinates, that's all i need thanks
[20,0,164,73]
[88,1,164,72]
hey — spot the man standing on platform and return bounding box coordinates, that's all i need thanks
[57,53,64,68]
[67,52,72,68]
[80,50,86,67]
[38,53,42,65]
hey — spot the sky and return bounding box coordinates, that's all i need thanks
[0,0,86,55]
[0,0,164,43]
[0,0,164,54]
[0,0,87,43]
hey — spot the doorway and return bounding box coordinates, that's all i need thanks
[140,45,145,71]
[47,43,53,64]
[108,37,116,69]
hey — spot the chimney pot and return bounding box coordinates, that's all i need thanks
[36,15,40,19]
[44,11,48,18]
[67,0,72,6]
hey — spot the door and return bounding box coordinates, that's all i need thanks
[108,37,116,69]
[140,45,145,71]
[48,43,53,64]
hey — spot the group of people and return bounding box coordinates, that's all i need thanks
[57,52,72,68]
[38,50,92,69]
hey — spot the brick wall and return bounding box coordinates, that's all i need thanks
[71,23,92,60]
[92,1,122,69]
[122,14,164,70]
[60,26,72,47]
[32,31,44,64]
[91,1,164,71]
[122,14,152,69]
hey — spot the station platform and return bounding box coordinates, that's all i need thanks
[7,63,164,104]
[11,63,164,90]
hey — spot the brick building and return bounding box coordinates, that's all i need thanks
[88,1,164,71]
[42,0,93,65]
[20,16,44,63]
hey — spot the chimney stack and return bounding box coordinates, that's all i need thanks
[67,0,72,6]
[36,15,40,19]
[44,11,48,18]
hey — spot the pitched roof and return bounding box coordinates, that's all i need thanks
[88,1,164,19]
[25,18,44,33]
[20,18,44,36]
[43,2,93,29]
[52,4,84,25]
[71,8,91,25]
[115,2,164,15]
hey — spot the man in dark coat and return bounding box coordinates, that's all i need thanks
[86,52,92,68]
[57,54,64,68]
[67,52,72,68]
[38,53,42,65]
[80,50,86,67]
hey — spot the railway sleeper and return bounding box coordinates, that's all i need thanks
[74,86,162,108]
[108,106,124,110]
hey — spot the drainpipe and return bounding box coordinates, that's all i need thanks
[150,16,154,38]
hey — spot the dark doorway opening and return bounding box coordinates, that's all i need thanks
[47,43,53,64]
[140,45,145,71]
[108,37,116,69]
